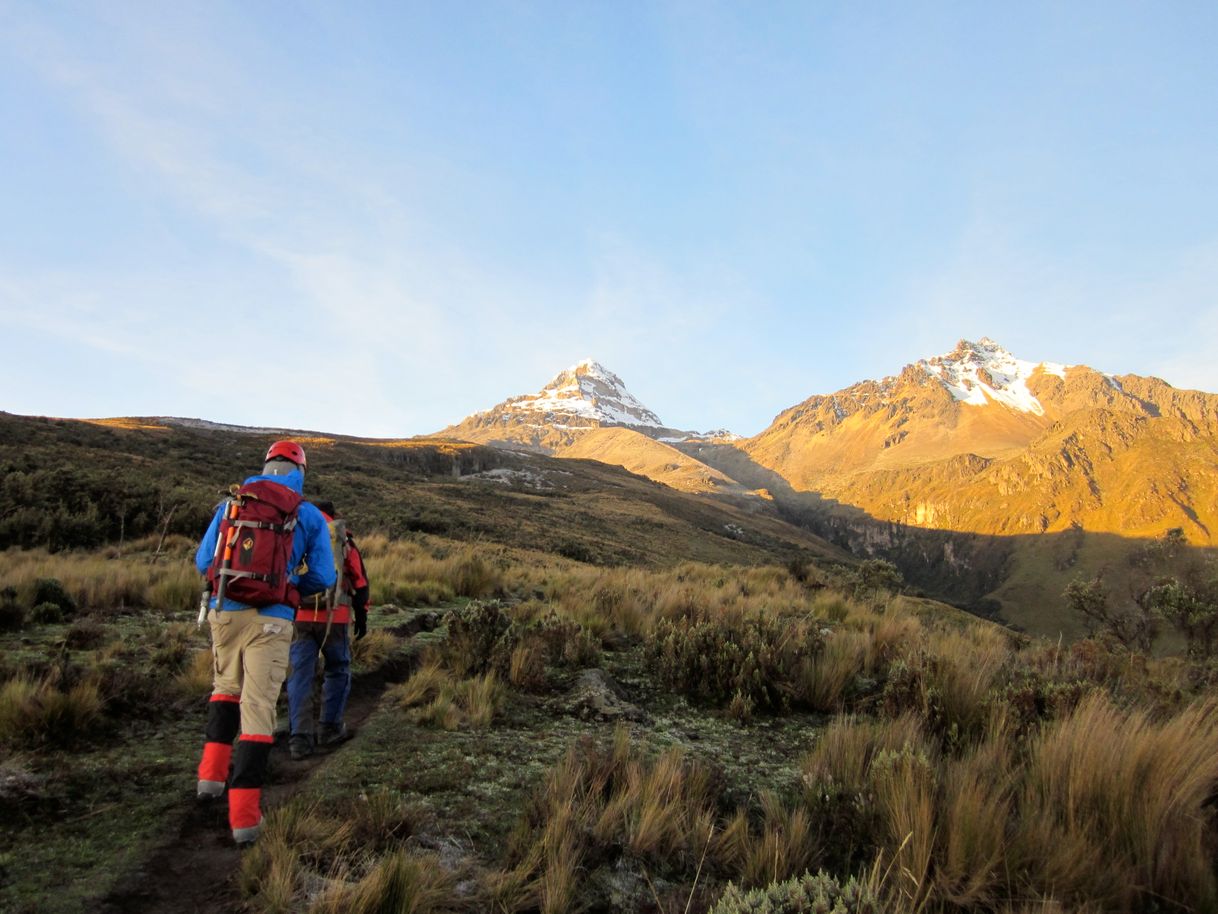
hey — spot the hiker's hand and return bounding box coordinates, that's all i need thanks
[354,607,367,640]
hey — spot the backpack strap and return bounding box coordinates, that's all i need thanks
[230,517,298,533]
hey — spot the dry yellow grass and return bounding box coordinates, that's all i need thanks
[175,648,214,697]
[1015,693,1218,910]
[799,628,871,711]
[933,730,1014,908]
[361,538,502,604]
[714,791,816,888]
[388,662,504,731]
[351,630,398,670]
[0,542,200,613]
[497,729,717,911]
[311,850,455,914]
[0,675,104,746]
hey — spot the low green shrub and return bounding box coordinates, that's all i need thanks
[442,601,512,676]
[32,577,76,617]
[443,601,599,685]
[647,614,823,711]
[710,870,881,914]
[29,602,64,624]
[64,618,106,649]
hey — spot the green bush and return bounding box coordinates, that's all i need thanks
[29,602,63,624]
[33,577,76,617]
[442,601,512,675]
[646,615,823,711]
[710,871,880,914]
[443,601,599,684]
[64,619,106,649]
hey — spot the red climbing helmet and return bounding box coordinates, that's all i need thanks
[264,440,307,468]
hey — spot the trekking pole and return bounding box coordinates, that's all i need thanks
[319,519,346,652]
[209,499,240,625]
[196,584,212,627]
[197,497,233,627]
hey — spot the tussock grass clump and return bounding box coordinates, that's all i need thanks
[385,580,455,607]
[879,630,1008,744]
[537,561,822,642]
[1015,693,1218,910]
[801,713,935,880]
[352,630,398,671]
[240,793,437,914]
[364,539,501,605]
[0,674,103,746]
[312,851,458,914]
[716,791,818,889]
[934,730,1014,908]
[799,628,871,712]
[388,660,504,730]
[176,648,214,697]
[800,695,1218,912]
[494,729,718,914]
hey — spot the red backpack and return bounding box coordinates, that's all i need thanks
[207,480,304,608]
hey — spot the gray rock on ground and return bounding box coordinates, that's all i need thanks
[565,668,648,722]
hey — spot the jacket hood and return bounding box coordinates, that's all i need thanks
[244,469,305,494]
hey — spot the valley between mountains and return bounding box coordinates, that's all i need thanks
[437,339,1218,637]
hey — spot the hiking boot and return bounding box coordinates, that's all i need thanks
[288,733,314,760]
[318,721,350,747]
[232,822,261,846]
[197,779,225,801]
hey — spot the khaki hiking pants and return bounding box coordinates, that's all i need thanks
[209,608,293,738]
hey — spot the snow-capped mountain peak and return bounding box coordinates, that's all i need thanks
[498,359,664,428]
[918,338,1069,415]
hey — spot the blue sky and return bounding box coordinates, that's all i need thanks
[1,1,1216,436]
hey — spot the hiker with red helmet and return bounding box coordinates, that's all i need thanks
[193,440,335,844]
[285,500,371,760]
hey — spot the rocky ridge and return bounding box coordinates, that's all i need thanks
[437,340,1218,636]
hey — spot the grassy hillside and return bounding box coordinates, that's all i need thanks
[3,533,1217,914]
[0,412,845,568]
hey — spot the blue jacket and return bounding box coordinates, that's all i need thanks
[194,470,336,621]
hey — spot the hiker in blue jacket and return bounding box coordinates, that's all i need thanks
[194,440,335,845]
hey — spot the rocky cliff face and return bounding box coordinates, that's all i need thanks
[435,341,1218,636]
[740,339,1218,544]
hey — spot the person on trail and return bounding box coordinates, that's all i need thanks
[285,500,371,760]
[194,440,335,845]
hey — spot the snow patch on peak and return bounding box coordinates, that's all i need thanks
[919,338,1070,415]
[506,360,664,427]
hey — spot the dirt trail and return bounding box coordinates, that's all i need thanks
[98,648,419,914]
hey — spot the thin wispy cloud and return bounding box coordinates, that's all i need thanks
[2,2,1216,436]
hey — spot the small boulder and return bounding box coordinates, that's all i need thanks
[565,669,647,723]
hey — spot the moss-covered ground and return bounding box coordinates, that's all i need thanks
[308,639,825,855]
